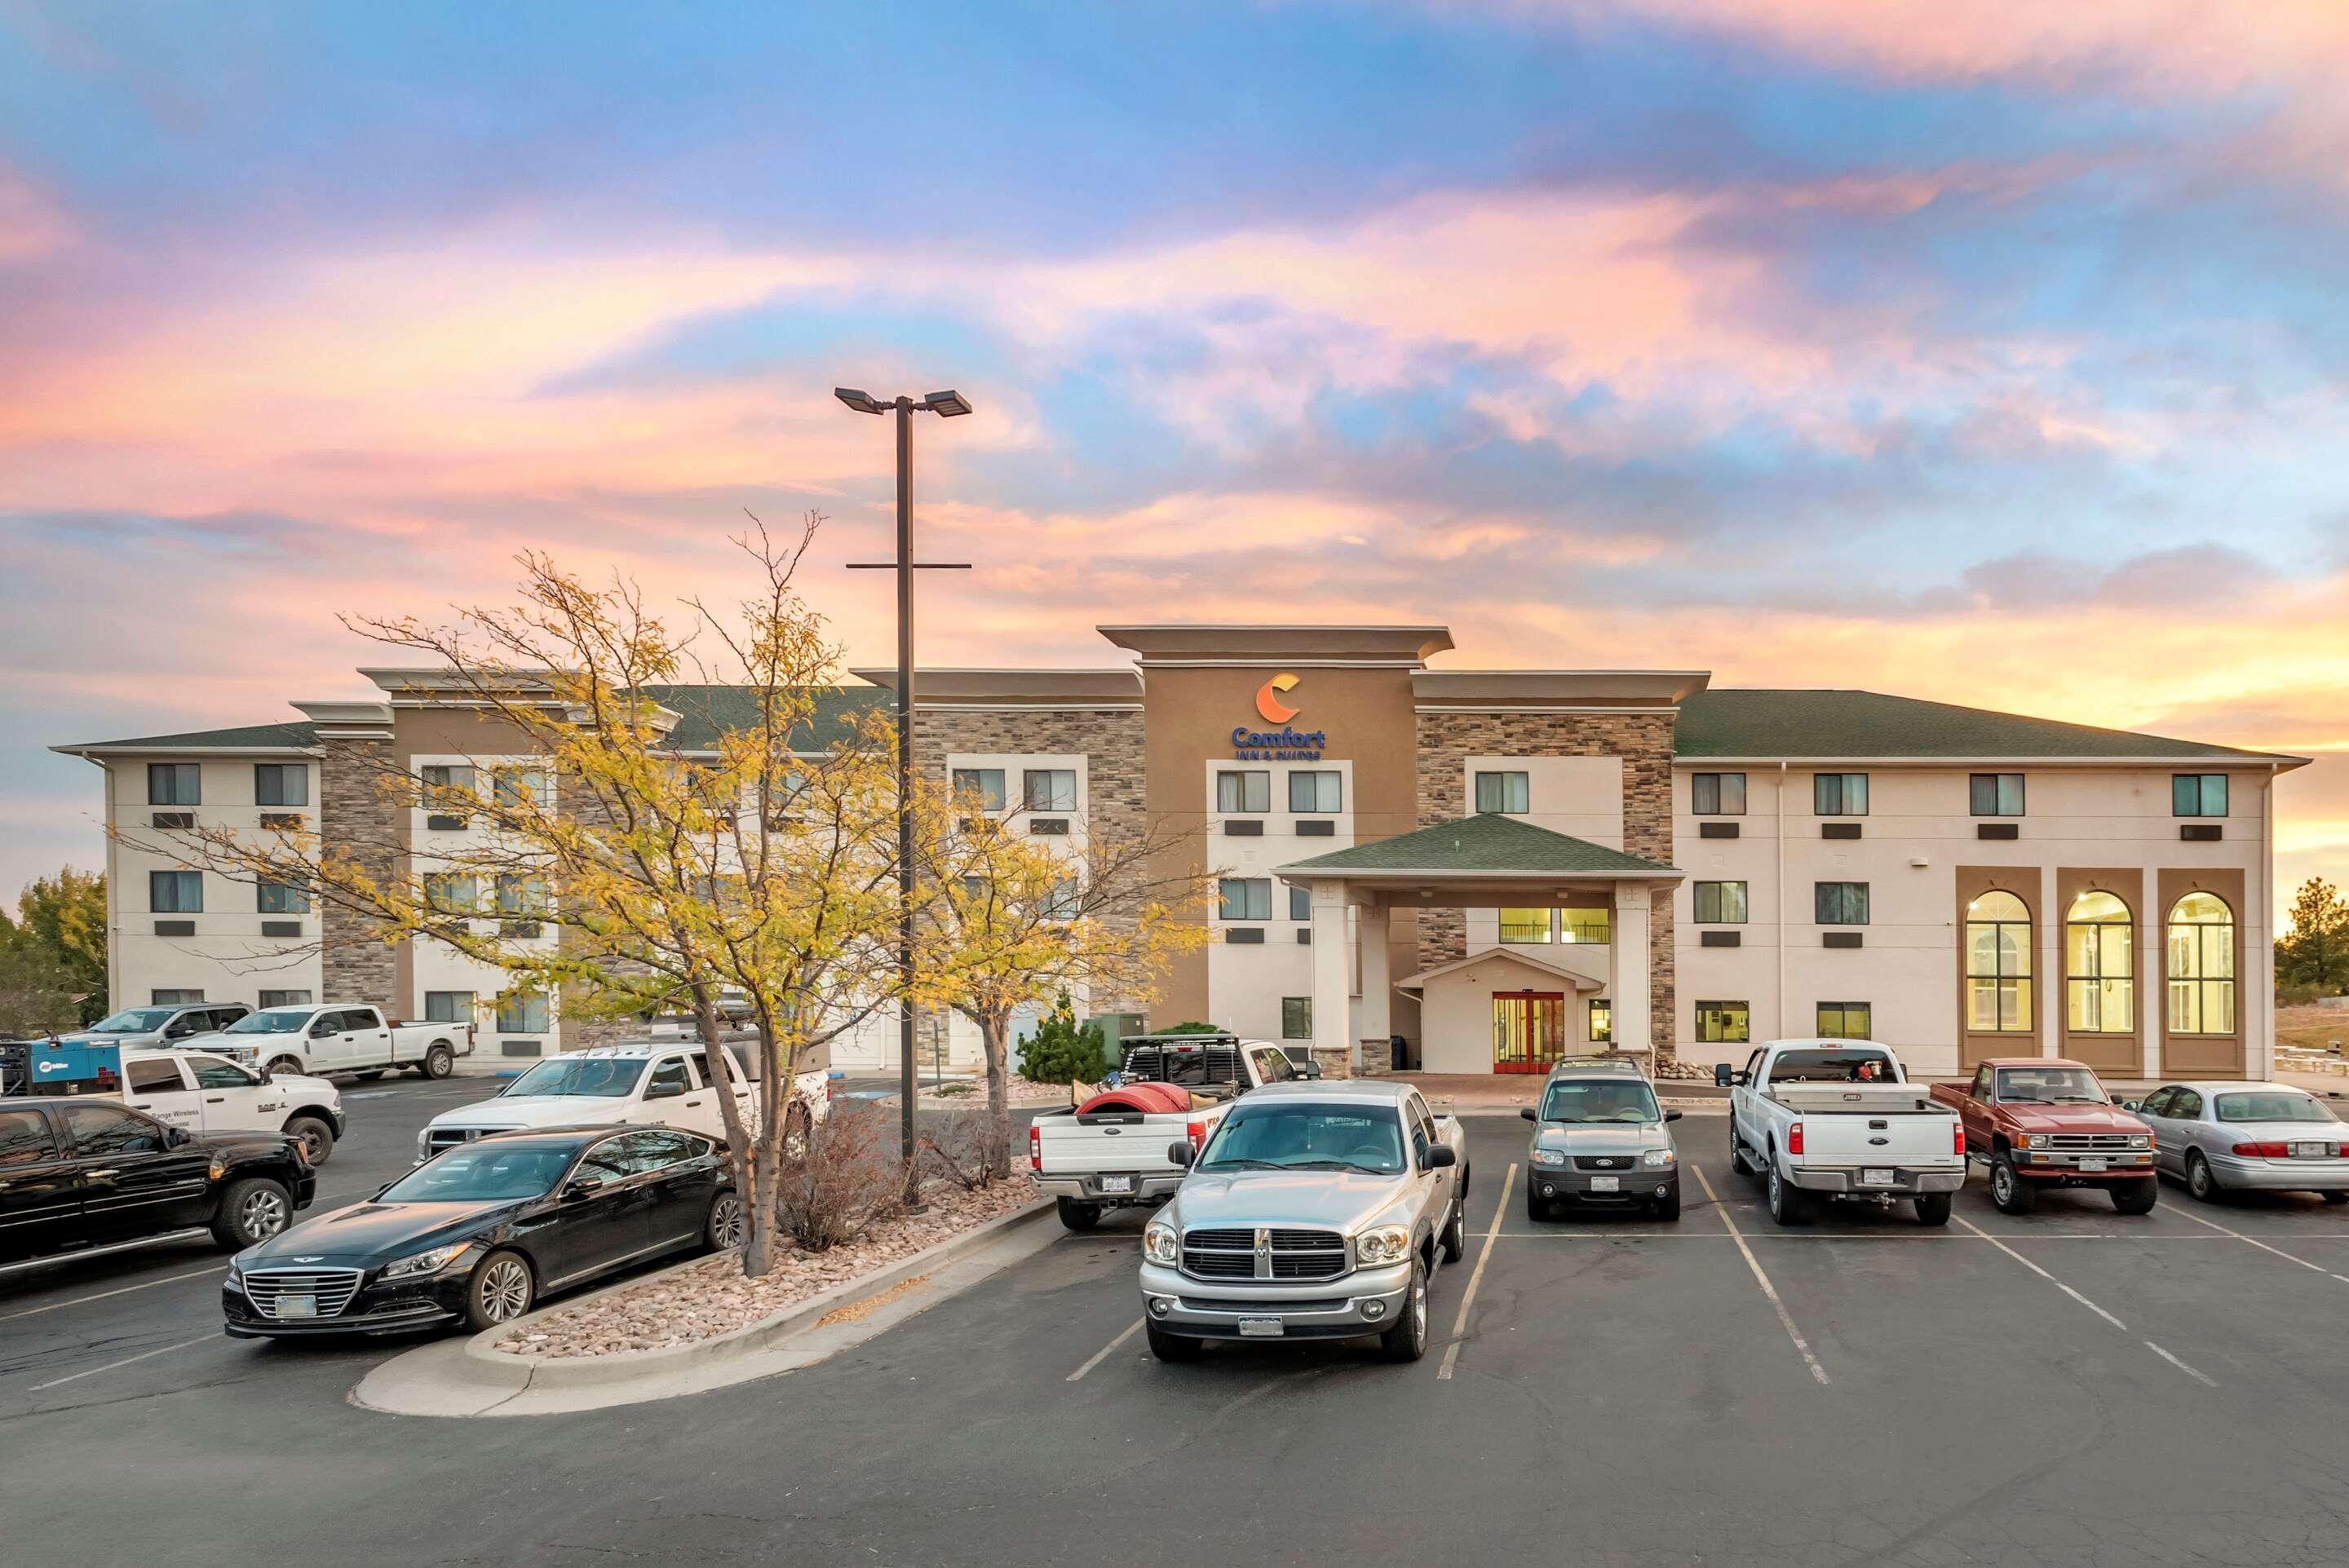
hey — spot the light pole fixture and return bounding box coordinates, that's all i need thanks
[840,386,973,1200]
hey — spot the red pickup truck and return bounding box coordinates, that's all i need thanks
[1931,1058,2158,1215]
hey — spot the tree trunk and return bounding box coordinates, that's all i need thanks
[979,1013,1011,1181]
[687,984,771,1279]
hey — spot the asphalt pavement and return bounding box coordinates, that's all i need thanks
[6,1095,2349,1566]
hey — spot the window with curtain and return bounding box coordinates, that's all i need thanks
[150,869,201,912]
[1281,997,1312,1040]
[1289,885,1311,921]
[1473,771,1529,813]
[256,878,310,915]
[1813,772,1869,815]
[2065,890,2134,1033]
[1693,881,1746,923]
[1217,878,1271,921]
[493,766,549,811]
[1969,774,2024,816]
[1023,769,1077,811]
[2166,892,2236,1034]
[1690,772,1745,815]
[254,763,308,807]
[422,873,478,914]
[1498,908,1551,943]
[425,992,474,1024]
[1560,908,1612,944]
[1965,890,2033,1032]
[950,768,1005,811]
[148,762,201,806]
[1694,1001,1750,1043]
[259,989,312,1008]
[1814,881,1870,925]
[1286,770,1341,813]
[1815,1001,1873,1039]
[1215,770,1270,814]
[2171,774,2227,817]
[496,874,549,917]
[419,764,476,825]
[496,993,550,1034]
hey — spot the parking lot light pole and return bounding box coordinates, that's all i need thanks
[839,387,972,1201]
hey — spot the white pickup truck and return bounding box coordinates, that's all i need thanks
[191,1002,475,1081]
[2,1045,347,1165]
[1720,1040,1966,1226]
[1029,1034,1311,1230]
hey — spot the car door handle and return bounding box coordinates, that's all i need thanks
[206,1097,225,1103]
[84,1168,118,1179]
[684,1098,705,1106]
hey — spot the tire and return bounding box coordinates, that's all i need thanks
[1652,1182,1682,1222]
[1913,1191,1953,1227]
[266,1056,303,1080]
[355,1070,386,1082]
[2320,1190,2349,1206]
[210,1177,293,1249]
[1146,1320,1204,1363]
[464,1250,537,1331]
[2187,1151,2222,1204]
[1055,1196,1104,1231]
[1440,1193,1466,1263]
[705,1189,745,1251]
[422,1042,456,1080]
[1766,1156,1811,1226]
[283,1115,335,1165]
[1378,1255,1430,1363]
[2111,1177,2159,1216]
[1988,1153,2037,1215]
[1727,1120,1752,1177]
[1525,1182,1552,1224]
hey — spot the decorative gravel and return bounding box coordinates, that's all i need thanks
[495,1177,1042,1359]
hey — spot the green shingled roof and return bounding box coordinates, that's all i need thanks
[639,685,887,753]
[1280,813,1678,877]
[56,720,322,752]
[1674,689,2282,762]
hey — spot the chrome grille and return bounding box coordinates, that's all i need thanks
[242,1267,364,1319]
[1182,1251,1257,1279]
[1180,1226,1348,1282]
[427,1127,498,1153]
[1178,1297,1347,1314]
[2047,1134,2132,1151]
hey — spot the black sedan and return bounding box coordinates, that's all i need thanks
[223,1125,741,1337]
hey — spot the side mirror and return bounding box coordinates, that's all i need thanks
[2121,1099,2141,1112]
[1294,1060,1322,1080]
[1427,1144,1458,1169]
[563,1176,605,1202]
[164,1125,190,1147]
[1712,1063,1732,1088]
[644,1080,685,1100]
[310,1020,335,1038]
[1166,1141,1196,1168]
[373,1182,395,1201]
[1665,1109,1683,1123]
[1519,1106,1537,1122]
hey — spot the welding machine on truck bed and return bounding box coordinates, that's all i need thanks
[0,1038,125,1097]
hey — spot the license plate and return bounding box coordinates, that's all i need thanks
[2077,1157,2108,1173]
[2294,1142,2329,1159]
[275,1294,317,1318]
[1589,1175,1620,1192]
[1099,1174,1134,1195]
[1237,1318,1284,1338]
[1862,1168,1896,1187]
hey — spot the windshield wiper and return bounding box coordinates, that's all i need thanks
[1285,1159,1390,1173]
[1198,1158,1287,1172]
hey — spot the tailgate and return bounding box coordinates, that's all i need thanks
[1774,1098,1958,1165]
[1037,1113,1188,1177]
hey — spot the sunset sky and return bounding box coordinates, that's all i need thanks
[2,2,2344,921]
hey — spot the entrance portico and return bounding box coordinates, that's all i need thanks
[1278,814,1682,1076]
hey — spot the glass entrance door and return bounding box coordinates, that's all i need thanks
[1493,992,1567,1074]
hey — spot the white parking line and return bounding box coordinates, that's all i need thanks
[2164,1206,2349,1284]
[1436,1160,1515,1380]
[1954,1217,2217,1387]
[1066,1318,1143,1381]
[1688,1163,1829,1386]
[29,1335,214,1393]
[0,1266,227,1323]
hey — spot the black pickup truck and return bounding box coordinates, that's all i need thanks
[0,1097,316,1267]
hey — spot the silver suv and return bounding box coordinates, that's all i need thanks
[1520,1062,1683,1221]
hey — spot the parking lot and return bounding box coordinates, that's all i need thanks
[7,1098,2349,1566]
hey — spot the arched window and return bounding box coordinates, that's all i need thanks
[2064,890,2134,1033]
[2166,892,2236,1035]
[1965,890,2033,1033]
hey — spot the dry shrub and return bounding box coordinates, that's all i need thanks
[918,1109,998,1191]
[773,1100,905,1252]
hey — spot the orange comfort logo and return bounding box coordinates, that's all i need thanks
[1254,673,1300,724]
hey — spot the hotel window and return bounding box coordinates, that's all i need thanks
[2166,892,2236,1035]
[1217,877,1272,921]
[1215,770,1270,814]
[1812,773,1869,816]
[1694,1001,1750,1044]
[1024,769,1077,812]
[1287,770,1341,813]
[2065,890,2134,1033]
[496,874,550,917]
[1814,881,1870,925]
[493,766,550,811]
[1289,885,1312,921]
[950,768,1006,812]
[1587,1000,1612,1044]
[152,988,205,1005]
[254,763,307,807]
[150,870,201,913]
[1560,908,1612,944]
[1281,997,1312,1040]
[1691,772,1745,815]
[259,989,312,1009]
[256,877,310,915]
[2171,774,2227,817]
[148,762,201,806]
[495,992,550,1035]
[1969,773,2024,816]
[1815,1001,1873,1040]
[422,872,479,915]
[1499,908,1552,943]
[1965,890,2033,1032]
[1042,880,1082,920]
[424,992,475,1025]
[1693,881,1747,924]
[1474,771,1529,814]
[420,764,476,825]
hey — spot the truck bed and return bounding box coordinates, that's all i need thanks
[1768,1083,1946,1115]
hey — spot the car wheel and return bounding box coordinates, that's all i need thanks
[464,1250,536,1331]
[355,1070,385,1082]
[1145,1321,1203,1363]
[1524,1182,1552,1224]
[1652,1182,1682,1222]
[210,1177,293,1249]
[1913,1191,1953,1226]
[1378,1255,1430,1363]
[266,1056,304,1079]
[1766,1158,1811,1226]
[705,1190,745,1251]
[1727,1123,1751,1177]
[1989,1153,2037,1215]
[2320,1190,2349,1205]
[284,1115,335,1165]
[1055,1197,1103,1231]
[2111,1177,2159,1215]
[2187,1151,2221,1204]
[1440,1193,1466,1263]
[422,1043,455,1080]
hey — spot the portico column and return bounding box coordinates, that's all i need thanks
[1612,881,1652,1057]
[1310,881,1353,1074]
[1357,898,1391,1073]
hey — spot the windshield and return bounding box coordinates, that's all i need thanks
[1772,1049,1900,1084]
[377,1142,577,1203]
[2215,1092,2338,1124]
[1198,1102,1405,1174]
[89,1009,176,1033]
[223,1009,310,1035]
[1994,1067,2109,1105]
[502,1057,647,1098]
[1540,1079,1662,1124]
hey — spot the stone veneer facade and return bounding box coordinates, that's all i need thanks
[316,736,400,1014]
[1413,710,1679,1061]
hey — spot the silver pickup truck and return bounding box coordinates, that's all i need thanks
[1138,1080,1469,1364]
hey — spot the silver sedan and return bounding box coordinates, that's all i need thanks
[2126,1081,2349,1204]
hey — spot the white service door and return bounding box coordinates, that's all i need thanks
[119,1056,201,1130]
[183,1053,286,1137]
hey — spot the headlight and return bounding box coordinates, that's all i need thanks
[2128,1134,2150,1151]
[1355,1225,1410,1265]
[380,1243,470,1281]
[2013,1133,2038,1150]
[1532,1148,1567,1167]
[1143,1224,1180,1265]
[1643,1147,1676,1168]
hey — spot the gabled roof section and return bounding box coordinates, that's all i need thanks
[633,685,887,753]
[53,721,321,756]
[1396,945,1608,994]
[1277,813,1679,878]
[1674,689,2303,764]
